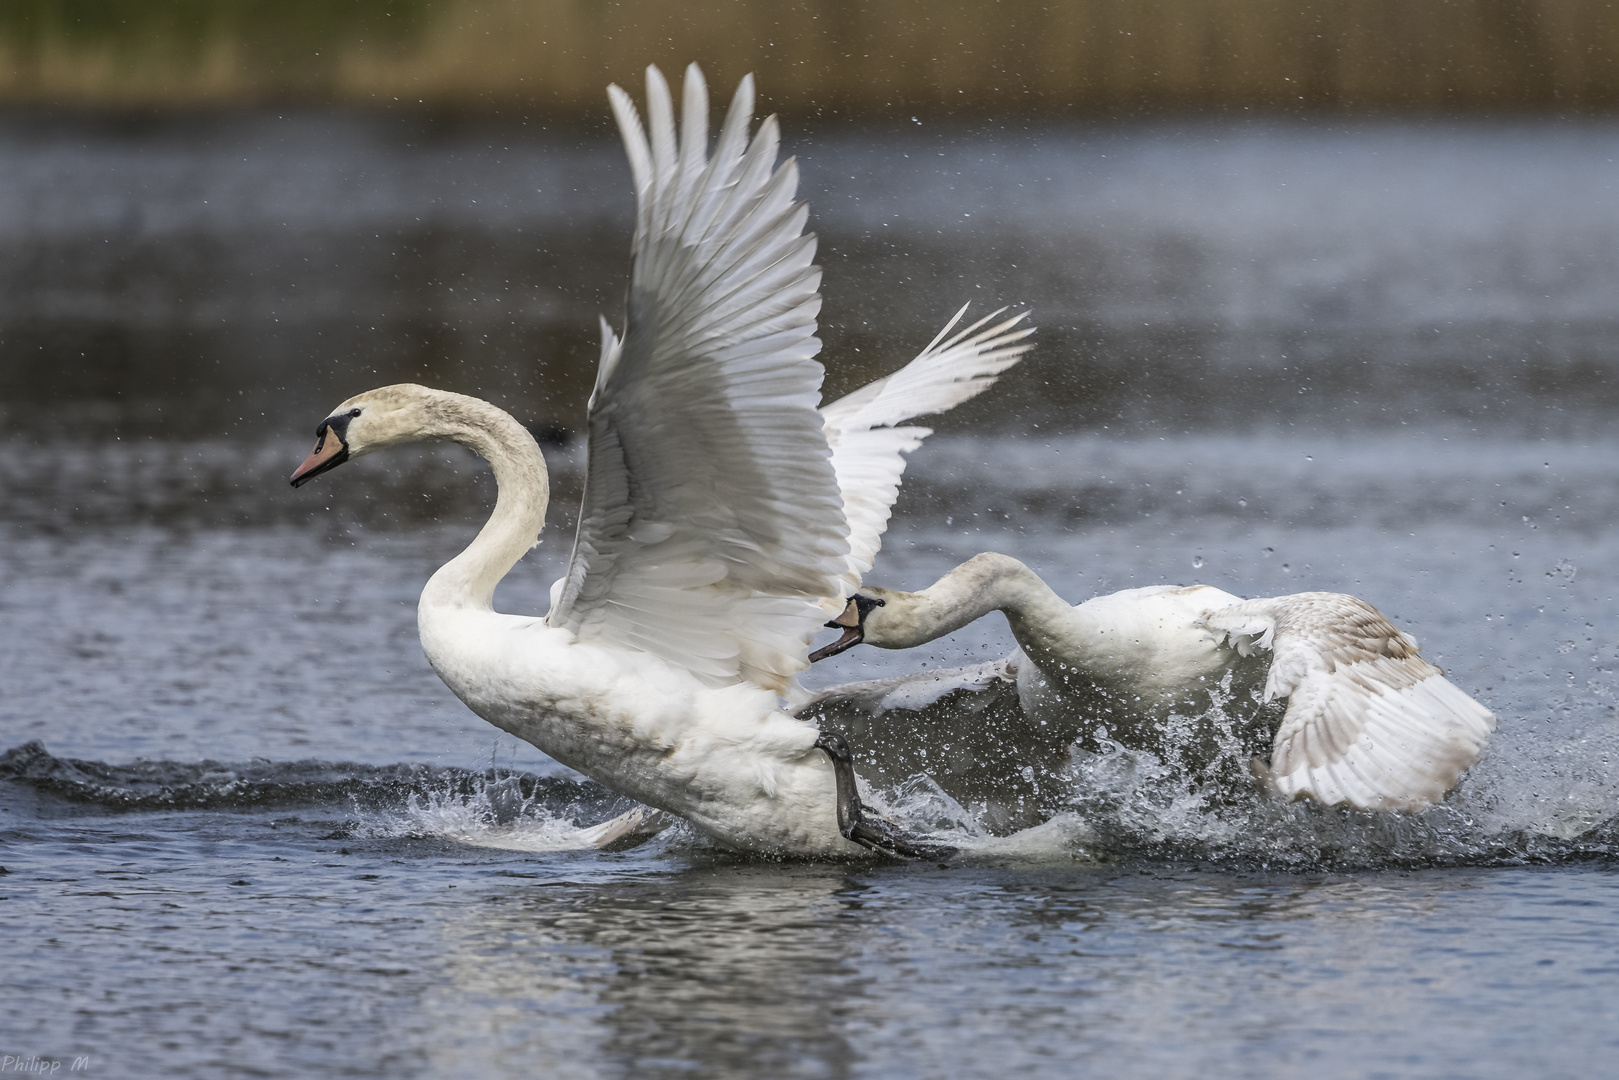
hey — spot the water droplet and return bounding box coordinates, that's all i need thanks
[1237,498,1248,508]
[1261,546,1274,558]
[1192,555,1204,569]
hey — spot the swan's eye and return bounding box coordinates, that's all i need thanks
[348,408,362,418]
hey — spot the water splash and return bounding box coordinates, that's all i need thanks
[347,771,655,853]
[861,689,1619,868]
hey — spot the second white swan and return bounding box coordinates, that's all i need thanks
[809,553,1495,814]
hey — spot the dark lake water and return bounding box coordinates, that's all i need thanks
[3,114,1618,1078]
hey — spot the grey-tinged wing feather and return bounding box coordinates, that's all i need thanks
[1200,591,1496,810]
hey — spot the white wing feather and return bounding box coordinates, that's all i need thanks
[820,305,1033,606]
[1200,592,1496,810]
[548,65,849,692]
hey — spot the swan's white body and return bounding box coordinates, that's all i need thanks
[818,553,1495,811]
[291,67,1031,856]
[423,603,842,852]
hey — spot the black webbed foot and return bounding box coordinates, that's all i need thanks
[814,730,957,861]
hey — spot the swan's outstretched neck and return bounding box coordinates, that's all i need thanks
[416,393,549,612]
[861,552,1074,654]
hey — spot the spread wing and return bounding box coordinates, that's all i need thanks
[547,65,849,692]
[819,305,1033,607]
[1200,592,1496,810]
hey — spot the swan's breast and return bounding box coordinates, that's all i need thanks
[417,605,848,853]
[420,607,696,759]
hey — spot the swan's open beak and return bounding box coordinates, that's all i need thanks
[290,423,349,488]
[808,595,885,662]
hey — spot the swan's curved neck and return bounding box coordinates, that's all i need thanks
[418,397,550,612]
[861,552,1076,661]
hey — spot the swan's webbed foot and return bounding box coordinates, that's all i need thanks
[814,730,956,861]
[809,595,886,662]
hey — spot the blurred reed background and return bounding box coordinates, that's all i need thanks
[0,1,1614,443]
[1,0,1615,113]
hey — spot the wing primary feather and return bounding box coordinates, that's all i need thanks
[918,301,972,354]
[679,75,755,248]
[671,64,710,241]
[644,66,678,241]
[936,305,1010,350]
[607,85,653,227]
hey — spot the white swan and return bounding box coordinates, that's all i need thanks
[809,553,1495,812]
[288,65,1031,857]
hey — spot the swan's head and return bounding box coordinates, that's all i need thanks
[289,384,445,487]
[808,593,888,662]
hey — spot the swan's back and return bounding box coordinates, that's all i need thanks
[1071,584,1244,688]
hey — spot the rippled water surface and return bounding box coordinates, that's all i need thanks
[4,117,1619,1078]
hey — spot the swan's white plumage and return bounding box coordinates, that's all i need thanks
[550,65,846,692]
[1200,593,1496,810]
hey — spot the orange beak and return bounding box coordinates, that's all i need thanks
[290,426,349,487]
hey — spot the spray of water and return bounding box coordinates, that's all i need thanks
[863,681,1619,868]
